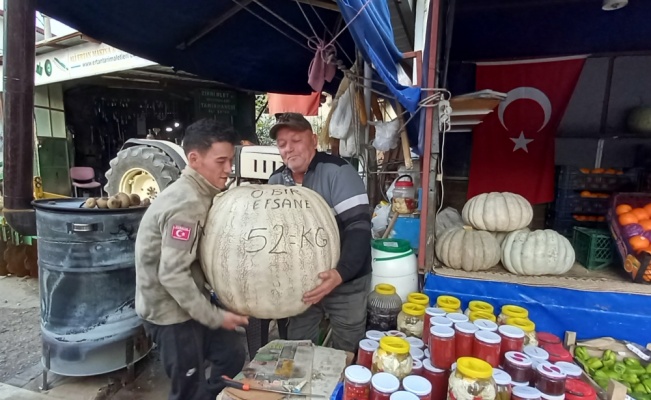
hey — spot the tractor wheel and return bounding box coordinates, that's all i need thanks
[105,145,181,200]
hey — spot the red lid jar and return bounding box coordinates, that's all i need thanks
[564,378,596,400]
[344,365,372,400]
[422,358,448,400]
[537,332,562,346]
[498,324,525,363]
[370,372,400,400]
[535,363,567,397]
[402,375,432,400]
[544,344,573,363]
[472,330,502,367]
[423,308,446,348]
[455,322,478,359]
[429,325,456,370]
[503,351,534,384]
[357,339,380,370]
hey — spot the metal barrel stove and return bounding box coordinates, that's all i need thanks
[32,198,151,379]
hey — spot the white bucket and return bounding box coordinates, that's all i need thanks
[371,239,418,302]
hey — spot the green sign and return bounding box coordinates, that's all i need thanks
[195,89,237,119]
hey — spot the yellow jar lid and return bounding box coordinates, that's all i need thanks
[407,292,430,306]
[402,303,426,316]
[501,305,529,319]
[469,311,496,323]
[375,284,397,296]
[506,317,536,332]
[456,357,493,379]
[468,300,494,314]
[441,307,457,313]
[437,295,461,310]
[379,336,411,354]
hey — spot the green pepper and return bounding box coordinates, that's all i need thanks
[647,363,651,374]
[631,393,650,400]
[604,350,617,362]
[607,370,623,379]
[588,357,604,370]
[629,365,647,376]
[595,369,610,378]
[615,361,628,375]
[604,358,616,369]
[594,376,610,389]
[635,384,649,394]
[624,373,641,384]
[643,378,651,393]
[575,346,590,362]
[625,357,642,367]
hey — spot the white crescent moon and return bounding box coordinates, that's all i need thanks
[498,87,552,132]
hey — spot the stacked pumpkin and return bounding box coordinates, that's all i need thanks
[435,192,575,276]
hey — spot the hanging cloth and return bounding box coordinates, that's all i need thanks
[307,38,337,92]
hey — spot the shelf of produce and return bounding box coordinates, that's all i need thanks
[423,264,651,345]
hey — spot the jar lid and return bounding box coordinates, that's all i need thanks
[359,339,380,352]
[371,372,400,393]
[505,351,533,367]
[455,321,479,335]
[512,381,530,387]
[431,325,455,338]
[475,330,501,344]
[565,378,596,398]
[372,238,413,253]
[425,307,447,317]
[524,345,550,361]
[375,283,398,296]
[379,336,411,354]
[437,295,461,310]
[406,337,424,349]
[422,358,446,373]
[456,357,493,379]
[447,313,469,324]
[555,362,583,378]
[424,348,431,359]
[395,180,414,188]
[431,316,453,327]
[501,304,529,319]
[498,324,525,339]
[537,332,562,345]
[470,311,497,323]
[536,363,566,379]
[441,307,458,313]
[402,375,432,396]
[507,317,536,332]
[407,292,430,306]
[412,358,423,370]
[468,300,494,314]
[410,347,425,360]
[402,303,426,316]
[344,365,372,384]
[451,362,457,370]
[366,330,385,341]
[541,394,565,400]
[474,319,498,331]
[386,330,407,338]
[493,368,512,386]
[512,386,542,400]
[390,391,419,400]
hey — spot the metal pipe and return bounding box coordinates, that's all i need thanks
[3,0,37,236]
[43,14,53,39]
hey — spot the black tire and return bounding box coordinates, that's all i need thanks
[104,145,181,199]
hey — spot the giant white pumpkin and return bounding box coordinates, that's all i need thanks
[462,192,533,232]
[501,229,575,276]
[199,185,340,319]
[435,226,501,272]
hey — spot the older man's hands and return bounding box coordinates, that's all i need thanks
[303,269,343,305]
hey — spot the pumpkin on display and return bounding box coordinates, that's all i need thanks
[435,226,501,272]
[462,192,533,232]
[200,185,341,319]
[501,229,575,276]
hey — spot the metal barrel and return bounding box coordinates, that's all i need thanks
[32,198,151,377]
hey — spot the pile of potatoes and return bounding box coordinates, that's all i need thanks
[84,192,151,209]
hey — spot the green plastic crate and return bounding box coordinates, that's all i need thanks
[572,227,614,270]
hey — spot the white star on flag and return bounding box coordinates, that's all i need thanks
[510,132,534,153]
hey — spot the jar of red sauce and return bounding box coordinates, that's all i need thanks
[472,330,502,367]
[429,325,456,370]
[564,377,596,400]
[512,386,542,400]
[410,347,425,361]
[411,359,423,376]
[422,359,448,400]
[446,313,469,324]
[431,316,453,328]
[454,322,478,359]
[407,337,425,350]
[424,348,430,359]
[537,332,561,347]
[554,362,582,380]
[367,330,386,341]
[524,345,550,368]
[344,365,372,400]
[535,363,567,397]
[390,392,419,400]
[423,308,446,350]
[358,339,380,369]
[498,324,525,363]
[474,319,498,332]
[402,375,432,400]
[370,372,400,400]
[503,351,534,384]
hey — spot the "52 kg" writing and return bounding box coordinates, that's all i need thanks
[244,225,329,254]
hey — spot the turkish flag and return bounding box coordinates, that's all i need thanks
[467,57,586,205]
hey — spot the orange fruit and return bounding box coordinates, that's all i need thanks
[630,235,650,251]
[640,219,651,231]
[644,203,651,215]
[617,204,633,215]
[632,208,650,221]
[619,212,639,226]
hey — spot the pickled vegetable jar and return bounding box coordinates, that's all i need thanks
[512,386,542,400]
[492,369,512,400]
[344,365,372,400]
[447,357,497,400]
[497,325,525,363]
[372,336,413,379]
[470,312,497,323]
[437,295,462,313]
[367,284,403,331]
[503,351,534,385]
[407,292,430,307]
[423,359,448,400]
[506,318,538,347]
[403,375,432,400]
[472,330,502,368]
[498,305,529,325]
[447,313,470,324]
[370,372,400,400]
[464,300,494,317]
[455,322,479,359]
[430,325,456,370]
[423,308,447,347]
[398,303,426,338]
[534,363,567,397]
[358,339,380,369]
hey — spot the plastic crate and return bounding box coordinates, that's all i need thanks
[546,215,607,238]
[572,227,614,270]
[551,190,610,216]
[556,166,641,192]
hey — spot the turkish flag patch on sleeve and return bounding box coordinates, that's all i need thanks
[171,225,192,241]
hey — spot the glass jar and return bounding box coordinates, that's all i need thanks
[506,318,538,347]
[498,305,529,325]
[524,345,550,368]
[411,359,423,376]
[410,347,425,361]
[431,316,454,328]
[424,348,430,359]
[370,372,400,400]
[537,333,561,347]
[470,312,497,323]
[465,300,495,317]
[398,303,426,338]
[554,362,582,380]
[403,375,432,400]
[448,357,497,400]
[406,337,425,350]
[473,330,502,367]
[358,339,380,369]
[534,363,567,397]
[367,330,386,342]
[474,319,498,332]
[344,365,372,400]
[447,313,469,324]
[493,369,512,400]
[387,330,408,338]
[544,344,573,364]
[498,325,525,364]
[512,386,542,400]
[390,391,419,400]
[392,178,418,214]
[367,284,404,331]
[422,359,448,400]
[373,336,413,379]
[423,307,446,348]
[455,322,478,359]
[503,351,534,385]
[437,295,462,313]
[407,292,430,307]
[429,325,456,370]
[563,378,596,400]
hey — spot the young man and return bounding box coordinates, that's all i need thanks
[268,112,372,353]
[135,118,249,400]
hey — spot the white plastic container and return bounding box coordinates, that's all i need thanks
[371,239,418,302]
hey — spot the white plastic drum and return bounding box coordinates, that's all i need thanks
[371,239,418,302]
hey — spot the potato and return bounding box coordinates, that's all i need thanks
[96,197,109,209]
[107,196,122,209]
[129,194,141,206]
[84,198,97,208]
[116,192,131,208]
[141,198,151,207]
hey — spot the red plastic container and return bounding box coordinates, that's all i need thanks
[537,332,562,346]
[472,330,502,367]
[429,325,456,370]
[543,343,573,363]
[370,372,400,400]
[498,325,525,364]
[422,359,448,400]
[357,339,379,369]
[564,378,597,400]
[455,322,478,359]
[423,307,446,349]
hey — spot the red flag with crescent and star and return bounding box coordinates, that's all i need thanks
[467,56,586,205]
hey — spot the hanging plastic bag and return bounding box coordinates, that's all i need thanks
[435,207,464,238]
[371,202,391,238]
[370,118,400,152]
[328,85,354,140]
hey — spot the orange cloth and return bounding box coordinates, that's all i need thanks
[267,92,320,116]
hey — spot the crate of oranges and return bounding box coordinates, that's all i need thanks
[607,193,651,284]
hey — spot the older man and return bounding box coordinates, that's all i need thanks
[268,112,372,353]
